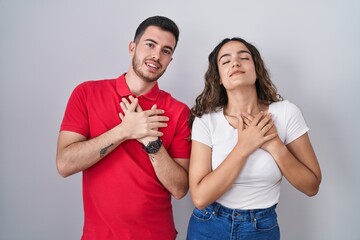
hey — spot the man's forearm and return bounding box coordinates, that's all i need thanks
[148,146,189,199]
[56,125,127,177]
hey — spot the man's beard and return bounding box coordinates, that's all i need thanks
[132,55,165,83]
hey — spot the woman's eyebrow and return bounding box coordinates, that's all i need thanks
[219,50,251,62]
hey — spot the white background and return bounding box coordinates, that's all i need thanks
[1,0,359,239]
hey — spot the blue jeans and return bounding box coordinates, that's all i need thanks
[186,202,280,240]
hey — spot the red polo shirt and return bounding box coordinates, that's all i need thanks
[60,73,191,239]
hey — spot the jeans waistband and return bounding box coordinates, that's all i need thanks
[207,202,277,222]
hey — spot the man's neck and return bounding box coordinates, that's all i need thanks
[125,70,157,96]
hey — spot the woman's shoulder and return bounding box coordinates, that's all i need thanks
[269,100,305,121]
[269,99,298,111]
[195,108,223,121]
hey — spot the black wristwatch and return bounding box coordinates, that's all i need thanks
[143,138,162,154]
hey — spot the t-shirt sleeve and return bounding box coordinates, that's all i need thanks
[167,105,191,159]
[60,82,90,137]
[191,115,212,148]
[284,101,310,145]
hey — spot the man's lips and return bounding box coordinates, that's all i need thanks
[145,61,161,71]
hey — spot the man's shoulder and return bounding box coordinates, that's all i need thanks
[158,89,189,109]
[82,77,117,86]
[74,78,117,91]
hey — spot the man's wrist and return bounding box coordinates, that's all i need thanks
[143,137,162,154]
[141,137,158,147]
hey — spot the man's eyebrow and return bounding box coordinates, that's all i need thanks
[218,50,251,62]
[144,38,174,53]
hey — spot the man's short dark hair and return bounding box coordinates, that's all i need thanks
[134,16,179,49]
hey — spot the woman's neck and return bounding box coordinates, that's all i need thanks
[224,88,265,116]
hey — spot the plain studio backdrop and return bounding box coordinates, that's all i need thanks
[1,0,359,239]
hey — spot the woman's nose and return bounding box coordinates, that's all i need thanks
[232,60,240,68]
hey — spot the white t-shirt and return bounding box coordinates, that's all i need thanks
[192,100,309,209]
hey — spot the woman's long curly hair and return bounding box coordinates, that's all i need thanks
[190,37,282,126]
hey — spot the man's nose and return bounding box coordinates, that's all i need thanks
[151,49,161,60]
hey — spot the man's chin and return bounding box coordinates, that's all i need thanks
[143,72,165,82]
[143,78,158,83]
[140,74,158,82]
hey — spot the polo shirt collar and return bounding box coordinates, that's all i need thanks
[116,73,160,101]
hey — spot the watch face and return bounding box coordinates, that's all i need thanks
[146,138,162,154]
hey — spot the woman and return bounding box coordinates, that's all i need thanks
[186,37,321,240]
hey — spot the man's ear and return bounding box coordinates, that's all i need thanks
[129,41,136,56]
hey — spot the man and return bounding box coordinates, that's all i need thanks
[56,16,191,239]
